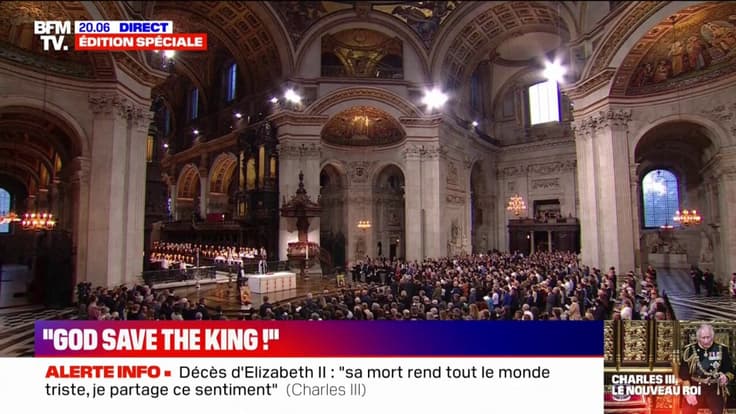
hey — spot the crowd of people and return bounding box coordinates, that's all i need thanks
[76,251,668,321]
[149,241,266,269]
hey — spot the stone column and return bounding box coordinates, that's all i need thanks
[86,93,150,288]
[572,119,600,268]
[629,163,642,271]
[547,231,552,252]
[530,231,535,255]
[168,183,177,220]
[716,164,736,281]
[422,144,444,259]
[593,109,635,274]
[69,156,90,288]
[198,167,209,217]
[124,109,152,284]
[403,144,423,261]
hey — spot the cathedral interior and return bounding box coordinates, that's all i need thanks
[0,1,736,328]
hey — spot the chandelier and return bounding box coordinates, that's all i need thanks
[21,212,56,231]
[0,211,21,225]
[673,209,701,227]
[506,194,527,217]
[357,219,371,229]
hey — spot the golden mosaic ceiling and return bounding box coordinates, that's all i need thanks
[610,2,736,97]
[321,106,405,147]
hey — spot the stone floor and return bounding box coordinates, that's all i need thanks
[0,264,33,308]
[657,268,736,320]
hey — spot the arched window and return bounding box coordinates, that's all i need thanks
[642,169,679,228]
[0,188,10,233]
[528,79,560,125]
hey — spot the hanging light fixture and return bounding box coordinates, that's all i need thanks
[0,211,21,225]
[506,194,527,217]
[357,219,371,229]
[21,212,56,231]
[673,209,701,227]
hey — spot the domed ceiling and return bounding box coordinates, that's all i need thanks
[611,2,736,96]
[321,106,405,147]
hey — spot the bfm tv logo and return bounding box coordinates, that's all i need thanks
[34,21,71,51]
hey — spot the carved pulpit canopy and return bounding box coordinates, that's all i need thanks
[280,171,321,218]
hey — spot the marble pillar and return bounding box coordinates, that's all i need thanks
[403,145,423,261]
[574,109,635,273]
[70,156,90,287]
[629,164,642,271]
[716,165,736,281]
[124,112,151,284]
[86,93,150,288]
[573,119,600,268]
[198,168,209,217]
[595,110,635,273]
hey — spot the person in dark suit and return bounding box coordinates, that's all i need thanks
[690,265,703,295]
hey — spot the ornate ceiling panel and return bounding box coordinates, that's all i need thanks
[372,1,461,48]
[321,106,405,147]
[611,2,736,97]
[153,2,283,91]
[441,2,564,89]
[0,1,113,79]
[272,1,353,46]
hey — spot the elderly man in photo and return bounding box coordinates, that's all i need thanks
[679,323,734,414]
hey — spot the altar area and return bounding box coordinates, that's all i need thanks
[247,271,297,293]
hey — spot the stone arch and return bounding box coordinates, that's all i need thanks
[582,1,688,80]
[372,163,406,260]
[319,162,349,269]
[293,9,430,81]
[633,118,720,269]
[609,2,736,97]
[208,152,237,194]
[630,114,727,157]
[306,86,422,118]
[177,163,201,199]
[0,97,90,158]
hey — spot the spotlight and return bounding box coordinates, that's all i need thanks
[543,59,566,83]
[472,121,479,127]
[163,143,169,148]
[193,129,199,135]
[270,97,278,104]
[421,88,448,111]
[284,89,301,104]
[234,112,243,119]
[163,50,176,59]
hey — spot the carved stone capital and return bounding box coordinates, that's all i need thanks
[403,144,423,161]
[573,109,631,137]
[445,194,465,205]
[89,93,151,128]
